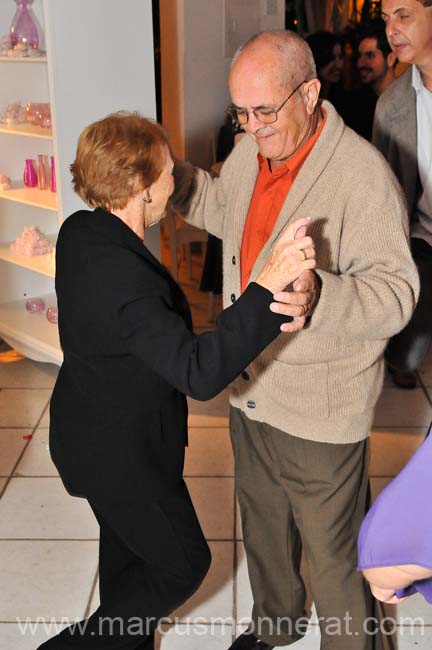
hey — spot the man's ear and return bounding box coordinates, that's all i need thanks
[305,78,321,114]
[387,51,397,68]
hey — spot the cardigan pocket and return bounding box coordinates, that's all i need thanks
[267,359,329,419]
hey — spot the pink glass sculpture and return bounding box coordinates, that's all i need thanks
[26,297,45,313]
[50,156,56,192]
[25,103,50,127]
[9,0,39,49]
[46,306,58,324]
[37,154,48,189]
[23,158,37,187]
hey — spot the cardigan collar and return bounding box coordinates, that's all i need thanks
[231,100,345,283]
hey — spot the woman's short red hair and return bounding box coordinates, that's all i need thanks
[71,111,170,211]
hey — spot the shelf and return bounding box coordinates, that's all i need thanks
[0,123,52,139]
[0,292,62,365]
[0,55,47,63]
[0,182,57,211]
[0,239,55,277]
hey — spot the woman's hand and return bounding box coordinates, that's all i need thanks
[369,583,410,605]
[256,217,316,295]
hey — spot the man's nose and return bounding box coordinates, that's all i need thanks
[247,112,267,130]
[386,19,397,38]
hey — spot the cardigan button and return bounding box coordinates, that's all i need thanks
[232,256,236,265]
[246,400,256,409]
[230,293,236,303]
[241,371,250,381]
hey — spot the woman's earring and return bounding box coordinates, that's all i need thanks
[143,189,152,204]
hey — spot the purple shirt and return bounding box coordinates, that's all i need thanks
[358,424,432,603]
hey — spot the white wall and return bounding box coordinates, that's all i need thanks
[161,0,285,170]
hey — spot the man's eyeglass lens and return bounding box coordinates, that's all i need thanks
[229,80,306,126]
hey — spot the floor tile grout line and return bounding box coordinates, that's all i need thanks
[0,386,55,390]
[0,426,49,430]
[0,397,51,500]
[0,538,101,542]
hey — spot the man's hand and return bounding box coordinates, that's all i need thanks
[270,270,321,333]
[369,583,410,605]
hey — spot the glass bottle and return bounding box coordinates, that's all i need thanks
[9,0,39,50]
[36,154,48,190]
[49,156,56,193]
[23,158,37,187]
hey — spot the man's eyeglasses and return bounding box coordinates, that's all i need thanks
[228,80,307,126]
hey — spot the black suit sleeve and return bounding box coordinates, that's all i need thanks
[120,282,290,400]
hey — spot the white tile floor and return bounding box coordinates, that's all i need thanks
[1,255,432,649]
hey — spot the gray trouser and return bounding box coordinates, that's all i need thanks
[230,407,376,649]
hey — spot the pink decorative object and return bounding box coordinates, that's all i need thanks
[0,174,11,191]
[23,158,37,187]
[11,225,54,256]
[49,156,56,192]
[9,0,39,50]
[46,306,58,324]
[24,103,51,128]
[37,154,48,190]
[25,296,45,313]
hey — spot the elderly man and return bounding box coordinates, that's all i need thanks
[173,30,418,650]
[373,0,432,389]
[344,21,396,140]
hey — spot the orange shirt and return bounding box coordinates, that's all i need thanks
[240,110,327,292]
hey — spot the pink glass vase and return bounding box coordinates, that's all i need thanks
[49,156,56,193]
[37,154,48,190]
[23,158,37,188]
[9,0,39,49]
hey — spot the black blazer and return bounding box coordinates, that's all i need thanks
[50,208,286,507]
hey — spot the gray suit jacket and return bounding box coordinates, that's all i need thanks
[373,67,419,222]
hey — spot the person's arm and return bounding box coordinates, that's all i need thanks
[120,219,315,400]
[299,196,418,341]
[363,565,432,604]
[171,159,224,238]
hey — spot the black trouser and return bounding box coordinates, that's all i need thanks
[38,480,211,649]
[386,237,432,372]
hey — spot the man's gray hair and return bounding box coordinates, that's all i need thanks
[232,30,317,89]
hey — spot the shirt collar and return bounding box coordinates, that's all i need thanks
[256,108,327,180]
[412,65,424,93]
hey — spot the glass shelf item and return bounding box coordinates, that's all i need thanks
[9,0,40,50]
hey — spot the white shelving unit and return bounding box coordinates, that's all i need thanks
[0,0,158,365]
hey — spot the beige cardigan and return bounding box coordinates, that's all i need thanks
[180,101,419,443]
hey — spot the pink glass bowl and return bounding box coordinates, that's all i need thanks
[25,296,45,313]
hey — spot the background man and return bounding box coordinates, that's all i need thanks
[373,0,432,388]
[343,21,396,140]
[173,29,418,650]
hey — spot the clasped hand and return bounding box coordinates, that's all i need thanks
[258,217,320,333]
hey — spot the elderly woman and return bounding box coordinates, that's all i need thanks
[40,112,315,649]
